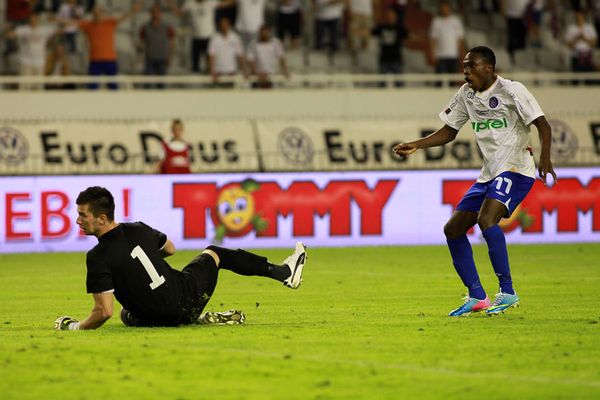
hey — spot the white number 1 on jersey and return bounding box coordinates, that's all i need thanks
[130,245,166,290]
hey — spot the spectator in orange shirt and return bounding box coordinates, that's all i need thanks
[78,2,142,89]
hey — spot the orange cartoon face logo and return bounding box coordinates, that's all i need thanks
[217,186,255,232]
[212,179,268,244]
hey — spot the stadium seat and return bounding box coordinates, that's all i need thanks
[404,48,434,73]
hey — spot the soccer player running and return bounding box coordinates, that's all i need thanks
[55,186,307,330]
[394,46,557,317]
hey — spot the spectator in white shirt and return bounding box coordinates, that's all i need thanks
[208,16,246,84]
[429,1,464,74]
[236,0,267,49]
[5,13,58,88]
[247,24,289,88]
[169,0,222,73]
[565,10,598,72]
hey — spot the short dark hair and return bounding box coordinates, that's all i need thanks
[76,186,115,220]
[468,46,496,70]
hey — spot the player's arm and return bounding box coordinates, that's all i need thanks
[393,125,458,159]
[55,292,114,330]
[160,238,176,257]
[531,116,558,185]
[79,292,114,329]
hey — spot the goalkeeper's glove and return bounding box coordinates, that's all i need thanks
[54,316,80,331]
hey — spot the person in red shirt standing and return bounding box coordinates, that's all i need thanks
[158,119,192,174]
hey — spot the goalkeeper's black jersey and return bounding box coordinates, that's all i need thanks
[85,222,192,324]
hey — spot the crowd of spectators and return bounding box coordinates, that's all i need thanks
[2,0,600,89]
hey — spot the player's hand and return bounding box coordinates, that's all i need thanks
[538,156,558,186]
[54,316,79,331]
[393,143,417,159]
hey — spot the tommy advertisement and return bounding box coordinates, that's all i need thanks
[1,169,598,254]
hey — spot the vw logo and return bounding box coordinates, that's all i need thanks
[277,127,314,165]
[0,126,29,166]
[548,119,578,161]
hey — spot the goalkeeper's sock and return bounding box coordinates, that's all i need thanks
[447,235,486,300]
[482,225,515,295]
[206,245,290,282]
[267,262,292,282]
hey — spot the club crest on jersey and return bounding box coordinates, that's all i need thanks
[489,96,500,108]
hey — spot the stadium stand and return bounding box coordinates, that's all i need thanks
[1,0,599,80]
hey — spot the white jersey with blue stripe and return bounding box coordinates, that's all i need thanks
[439,75,544,183]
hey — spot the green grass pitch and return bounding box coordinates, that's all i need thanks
[1,244,599,400]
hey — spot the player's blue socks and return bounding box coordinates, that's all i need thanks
[482,225,515,295]
[446,236,486,300]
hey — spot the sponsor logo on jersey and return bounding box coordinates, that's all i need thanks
[489,96,500,108]
[471,118,508,132]
[475,109,490,116]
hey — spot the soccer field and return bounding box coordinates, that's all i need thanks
[1,244,599,400]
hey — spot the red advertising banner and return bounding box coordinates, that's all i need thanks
[1,169,598,254]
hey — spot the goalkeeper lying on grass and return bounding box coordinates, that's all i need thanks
[55,186,307,330]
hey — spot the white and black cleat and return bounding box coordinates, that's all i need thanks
[197,310,246,325]
[282,242,307,289]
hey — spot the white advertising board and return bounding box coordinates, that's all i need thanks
[0,121,258,174]
[1,168,598,253]
[2,115,599,175]
[257,117,600,171]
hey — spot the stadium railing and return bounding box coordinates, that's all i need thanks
[2,72,600,90]
[2,148,598,176]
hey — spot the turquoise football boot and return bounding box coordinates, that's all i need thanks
[448,296,491,317]
[485,292,520,315]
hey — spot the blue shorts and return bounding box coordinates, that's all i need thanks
[456,171,535,218]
